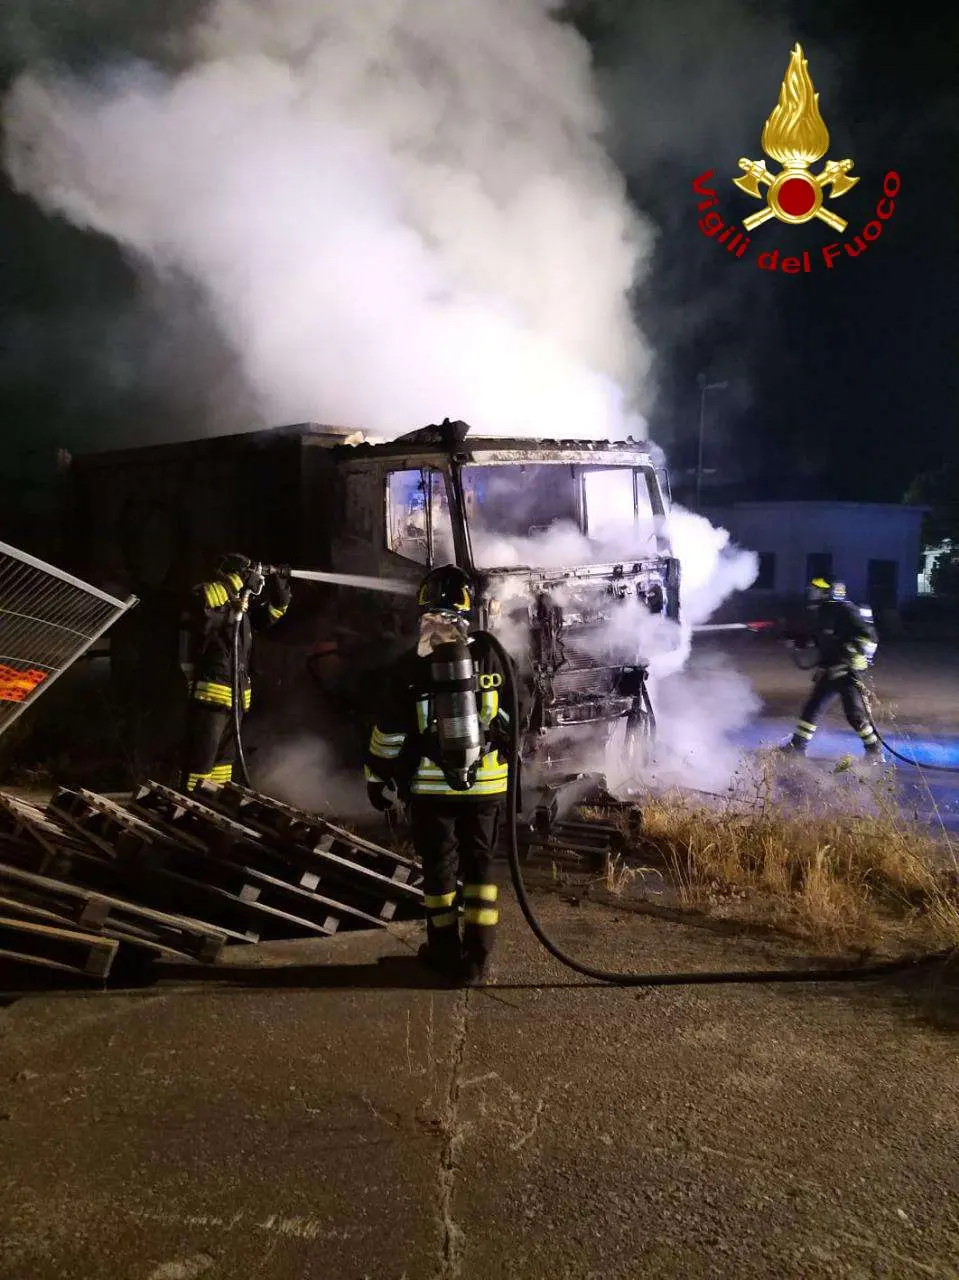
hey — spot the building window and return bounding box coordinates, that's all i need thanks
[806,551,833,584]
[754,552,776,590]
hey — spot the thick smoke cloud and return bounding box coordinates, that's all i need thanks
[4,0,654,439]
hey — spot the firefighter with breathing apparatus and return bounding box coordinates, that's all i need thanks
[364,565,517,985]
[782,578,880,759]
[180,553,292,791]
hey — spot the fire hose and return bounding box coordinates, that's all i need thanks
[854,679,959,774]
[476,630,955,987]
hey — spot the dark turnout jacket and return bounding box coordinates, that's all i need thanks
[187,570,291,710]
[364,633,522,801]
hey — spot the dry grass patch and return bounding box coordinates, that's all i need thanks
[587,782,959,955]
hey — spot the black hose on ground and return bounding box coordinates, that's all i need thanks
[854,680,959,774]
[476,631,955,987]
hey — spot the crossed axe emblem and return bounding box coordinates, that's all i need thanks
[734,158,859,232]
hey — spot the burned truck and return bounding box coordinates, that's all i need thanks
[66,419,680,789]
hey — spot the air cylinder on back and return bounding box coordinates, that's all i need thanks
[430,637,482,791]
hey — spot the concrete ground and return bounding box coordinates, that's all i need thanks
[1,894,957,1280]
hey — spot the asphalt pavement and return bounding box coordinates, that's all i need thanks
[1,896,957,1280]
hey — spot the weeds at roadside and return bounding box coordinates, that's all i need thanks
[584,756,959,956]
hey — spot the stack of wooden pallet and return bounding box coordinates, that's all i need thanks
[0,782,424,984]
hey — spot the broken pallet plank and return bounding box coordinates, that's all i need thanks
[0,914,117,979]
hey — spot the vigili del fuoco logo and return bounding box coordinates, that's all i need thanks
[692,44,900,274]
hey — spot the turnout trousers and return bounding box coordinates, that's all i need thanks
[410,799,502,969]
[791,673,879,753]
[181,702,238,791]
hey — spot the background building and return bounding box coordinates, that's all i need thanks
[705,501,927,614]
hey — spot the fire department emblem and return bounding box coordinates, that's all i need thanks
[734,43,858,233]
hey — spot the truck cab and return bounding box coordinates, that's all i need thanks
[325,419,680,778]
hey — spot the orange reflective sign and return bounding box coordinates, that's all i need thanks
[0,664,49,703]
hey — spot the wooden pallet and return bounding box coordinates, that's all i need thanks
[137,783,422,923]
[0,862,231,963]
[0,793,85,874]
[49,786,202,861]
[0,894,204,966]
[205,782,423,883]
[0,906,118,979]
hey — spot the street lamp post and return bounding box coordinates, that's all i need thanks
[696,374,729,510]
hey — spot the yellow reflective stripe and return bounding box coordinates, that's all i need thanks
[186,770,213,791]
[479,690,498,726]
[412,780,507,796]
[203,582,229,608]
[227,573,244,592]
[463,907,498,927]
[424,891,458,909]
[464,883,497,902]
[211,764,233,782]
[193,681,251,709]
[370,728,405,759]
[364,765,385,783]
[432,910,459,929]
[269,604,288,619]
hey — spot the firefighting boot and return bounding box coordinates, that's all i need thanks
[417,930,462,982]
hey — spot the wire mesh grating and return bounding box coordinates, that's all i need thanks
[0,539,137,737]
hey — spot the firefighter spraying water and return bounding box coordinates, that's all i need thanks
[180,554,292,792]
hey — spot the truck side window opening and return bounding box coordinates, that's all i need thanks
[386,468,455,566]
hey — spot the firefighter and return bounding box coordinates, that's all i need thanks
[180,553,292,791]
[364,565,516,984]
[782,578,880,758]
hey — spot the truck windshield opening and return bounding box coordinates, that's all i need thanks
[462,464,659,569]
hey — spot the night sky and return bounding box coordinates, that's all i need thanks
[0,0,956,520]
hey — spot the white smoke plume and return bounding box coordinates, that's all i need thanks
[3,0,653,439]
[2,0,764,798]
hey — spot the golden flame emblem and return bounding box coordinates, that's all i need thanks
[733,44,858,232]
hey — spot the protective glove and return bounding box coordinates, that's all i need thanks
[367,780,395,812]
[268,566,292,611]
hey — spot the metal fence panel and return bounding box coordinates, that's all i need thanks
[0,539,137,738]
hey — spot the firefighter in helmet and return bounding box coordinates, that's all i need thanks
[364,565,517,984]
[180,553,292,791]
[782,578,880,758]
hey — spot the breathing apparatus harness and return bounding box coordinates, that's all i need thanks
[472,628,953,987]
